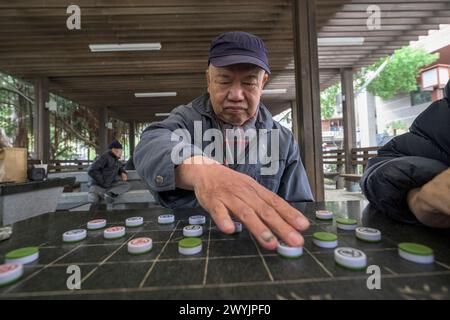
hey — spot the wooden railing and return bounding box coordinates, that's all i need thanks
[323,146,380,185]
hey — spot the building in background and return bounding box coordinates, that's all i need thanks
[357,25,450,148]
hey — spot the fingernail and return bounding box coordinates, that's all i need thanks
[288,231,302,246]
[296,217,305,229]
[296,217,310,230]
[261,231,274,242]
[222,219,233,230]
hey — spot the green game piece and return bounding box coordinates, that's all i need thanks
[179,237,202,248]
[5,247,39,259]
[313,232,337,242]
[336,217,357,225]
[398,243,433,256]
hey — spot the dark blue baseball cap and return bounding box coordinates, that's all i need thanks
[208,31,271,74]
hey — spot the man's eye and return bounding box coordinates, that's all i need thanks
[219,81,231,85]
[244,83,257,87]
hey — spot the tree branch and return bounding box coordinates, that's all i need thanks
[57,116,99,150]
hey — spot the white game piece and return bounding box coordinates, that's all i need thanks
[0,263,23,287]
[183,225,203,237]
[87,219,107,230]
[189,215,206,225]
[158,214,175,224]
[355,227,381,242]
[315,210,333,220]
[103,226,126,239]
[276,242,303,258]
[63,229,87,243]
[233,221,243,233]
[334,247,367,270]
[127,237,153,255]
[125,216,144,227]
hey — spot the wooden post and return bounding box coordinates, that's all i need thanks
[128,121,136,158]
[34,77,50,163]
[291,0,324,201]
[341,68,357,190]
[97,107,108,155]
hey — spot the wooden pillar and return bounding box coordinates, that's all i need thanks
[290,101,298,140]
[97,107,108,155]
[34,77,50,162]
[291,0,324,201]
[128,121,136,158]
[341,68,357,189]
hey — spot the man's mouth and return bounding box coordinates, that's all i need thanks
[224,106,246,112]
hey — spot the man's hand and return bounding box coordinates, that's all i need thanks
[121,172,128,181]
[407,168,450,228]
[175,156,310,250]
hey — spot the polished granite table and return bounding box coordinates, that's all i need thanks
[0,201,449,300]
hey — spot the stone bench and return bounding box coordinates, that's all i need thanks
[1,178,75,225]
[48,170,147,192]
[56,189,156,211]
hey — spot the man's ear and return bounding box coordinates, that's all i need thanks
[205,68,211,93]
[261,73,269,88]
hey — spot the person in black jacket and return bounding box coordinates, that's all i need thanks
[361,80,450,228]
[87,140,130,204]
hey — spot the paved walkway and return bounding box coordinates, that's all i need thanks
[324,186,366,202]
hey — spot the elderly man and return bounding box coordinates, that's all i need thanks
[88,140,130,205]
[134,32,313,249]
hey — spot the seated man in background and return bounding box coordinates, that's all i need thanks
[88,140,130,205]
[361,80,450,228]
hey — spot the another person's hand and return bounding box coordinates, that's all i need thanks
[407,168,450,228]
[175,156,310,250]
[121,172,128,181]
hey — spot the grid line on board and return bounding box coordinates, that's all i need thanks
[138,220,181,288]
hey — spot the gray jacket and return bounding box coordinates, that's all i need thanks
[134,93,313,208]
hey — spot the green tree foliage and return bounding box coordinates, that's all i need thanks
[386,120,408,136]
[320,84,341,120]
[0,73,34,149]
[364,47,439,99]
[1,72,104,159]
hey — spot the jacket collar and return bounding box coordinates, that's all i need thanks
[108,150,119,159]
[191,93,274,130]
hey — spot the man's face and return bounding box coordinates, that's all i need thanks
[112,148,122,158]
[206,64,268,126]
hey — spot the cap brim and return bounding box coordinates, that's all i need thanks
[210,55,271,74]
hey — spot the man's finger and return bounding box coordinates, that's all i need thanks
[249,180,310,231]
[225,197,278,250]
[231,186,304,247]
[203,199,235,234]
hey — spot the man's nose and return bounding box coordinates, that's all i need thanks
[227,83,245,101]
